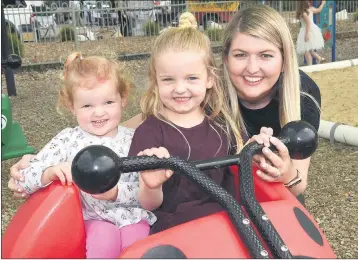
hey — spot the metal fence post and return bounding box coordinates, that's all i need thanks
[1,4,17,96]
[72,4,79,51]
[279,0,283,12]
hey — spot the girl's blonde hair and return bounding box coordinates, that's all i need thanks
[57,52,133,112]
[179,12,198,29]
[222,5,302,136]
[141,26,243,152]
[296,1,310,20]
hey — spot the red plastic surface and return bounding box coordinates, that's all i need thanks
[120,198,336,259]
[261,200,336,258]
[120,211,252,258]
[2,167,336,259]
[230,165,295,203]
[2,182,86,258]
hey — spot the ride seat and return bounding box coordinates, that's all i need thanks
[2,182,86,258]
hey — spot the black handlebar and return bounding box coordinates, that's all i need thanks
[238,121,318,258]
[71,120,318,259]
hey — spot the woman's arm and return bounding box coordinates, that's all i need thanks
[310,0,326,14]
[290,158,310,195]
[121,113,143,129]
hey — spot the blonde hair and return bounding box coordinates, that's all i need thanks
[222,5,302,136]
[141,26,243,153]
[179,12,198,29]
[57,52,133,113]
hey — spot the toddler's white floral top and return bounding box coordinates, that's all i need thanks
[17,126,157,228]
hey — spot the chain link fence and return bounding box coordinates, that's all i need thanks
[3,0,358,66]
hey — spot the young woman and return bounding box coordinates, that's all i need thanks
[221,5,321,201]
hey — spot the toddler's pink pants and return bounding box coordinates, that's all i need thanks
[84,220,149,258]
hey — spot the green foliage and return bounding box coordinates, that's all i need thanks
[60,25,75,42]
[143,21,160,36]
[353,9,358,22]
[8,33,24,57]
[206,28,223,42]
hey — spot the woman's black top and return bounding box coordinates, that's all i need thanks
[240,70,321,138]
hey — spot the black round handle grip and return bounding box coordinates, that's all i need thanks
[277,120,318,159]
[72,145,121,194]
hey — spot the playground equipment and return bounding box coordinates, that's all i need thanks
[2,121,336,258]
[314,0,337,62]
[1,94,35,160]
[1,0,26,96]
[1,54,34,160]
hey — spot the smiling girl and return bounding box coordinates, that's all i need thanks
[14,53,156,258]
[128,25,243,234]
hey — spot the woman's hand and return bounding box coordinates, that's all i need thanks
[247,127,273,147]
[138,147,173,189]
[8,154,35,198]
[254,136,296,184]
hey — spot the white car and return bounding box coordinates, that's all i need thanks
[152,1,171,15]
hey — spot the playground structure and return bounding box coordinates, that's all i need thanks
[1,49,34,160]
[313,0,336,62]
[1,1,34,160]
[1,91,35,160]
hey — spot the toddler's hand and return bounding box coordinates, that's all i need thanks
[41,162,72,186]
[138,147,173,190]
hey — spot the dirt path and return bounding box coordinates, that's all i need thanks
[307,66,358,126]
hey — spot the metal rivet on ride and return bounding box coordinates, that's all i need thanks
[260,250,268,257]
[281,245,288,252]
[261,215,269,221]
[243,218,250,225]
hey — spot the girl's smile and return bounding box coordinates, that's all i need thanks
[225,32,283,109]
[155,50,213,125]
[72,79,126,138]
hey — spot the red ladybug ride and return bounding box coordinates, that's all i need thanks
[2,121,336,259]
